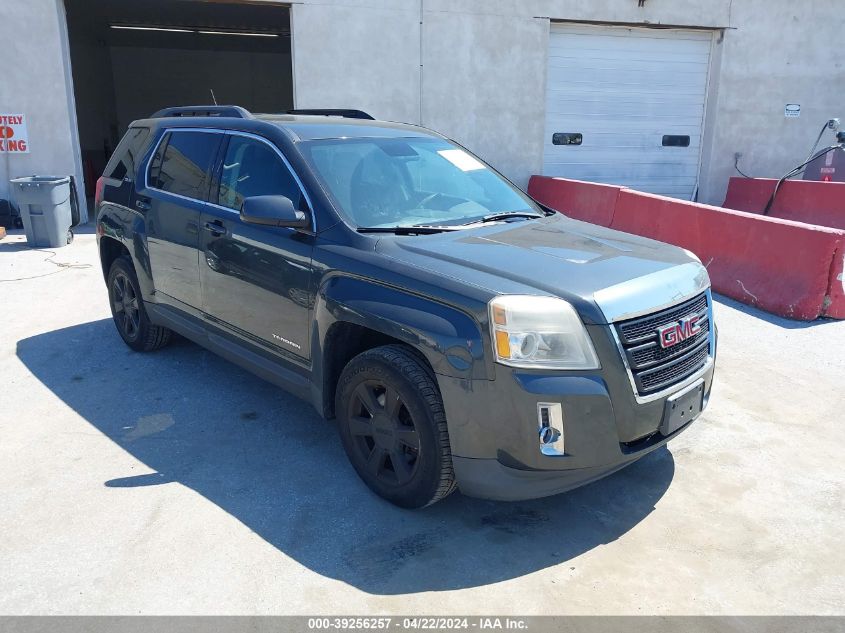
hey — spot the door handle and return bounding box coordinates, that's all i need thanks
[204,221,227,236]
[552,132,583,146]
[135,199,151,211]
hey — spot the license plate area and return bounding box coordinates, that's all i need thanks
[660,379,705,436]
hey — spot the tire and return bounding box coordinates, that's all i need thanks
[107,257,172,352]
[335,345,457,508]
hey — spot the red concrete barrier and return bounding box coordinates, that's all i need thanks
[528,176,621,227]
[528,176,845,320]
[723,177,845,230]
[826,243,845,319]
[610,190,702,253]
[612,190,845,319]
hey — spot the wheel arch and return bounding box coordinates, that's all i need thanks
[98,235,130,281]
[312,275,488,420]
[96,205,155,298]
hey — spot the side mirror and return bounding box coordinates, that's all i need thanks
[240,195,309,229]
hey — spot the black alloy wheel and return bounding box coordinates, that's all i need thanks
[107,257,172,352]
[336,344,456,508]
[111,270,141,342]
[346,379,421,487]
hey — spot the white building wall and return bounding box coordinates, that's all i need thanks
[285,0,735,194]
[700,0,845,205]
[289,0,844,204]
[420,10,549,187]
[0,0,84,216]
[1,0,844,214]
[290,1,421,125]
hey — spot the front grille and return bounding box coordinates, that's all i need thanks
[614,292,712,396]
[617,293,708,344]
[637,342,709,393]
[628,314,710,369]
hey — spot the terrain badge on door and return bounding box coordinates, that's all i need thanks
[272,333,301,350]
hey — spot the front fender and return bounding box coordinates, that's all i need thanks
[314,275,488,380]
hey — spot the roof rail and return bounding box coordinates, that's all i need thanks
[286,109,375,120]
[150,105,252,119]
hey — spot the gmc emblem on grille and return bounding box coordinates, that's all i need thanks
[657,315,702,349]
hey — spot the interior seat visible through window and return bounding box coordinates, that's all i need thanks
[217,135,303,212]
[148,130,219,200]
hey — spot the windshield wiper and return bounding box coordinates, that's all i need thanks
[356,225,460,235]
[463,211,545,225]
[357,214,542,234]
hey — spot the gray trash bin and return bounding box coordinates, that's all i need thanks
[10,175,74,248]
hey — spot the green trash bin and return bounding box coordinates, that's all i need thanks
[10,175,74,248]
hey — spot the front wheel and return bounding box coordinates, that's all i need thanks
[335,345,457,508]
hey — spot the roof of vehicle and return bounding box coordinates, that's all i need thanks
[140,105,439,142]
[255,114,438,142]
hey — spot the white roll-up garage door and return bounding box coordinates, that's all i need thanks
[543,23,713,200]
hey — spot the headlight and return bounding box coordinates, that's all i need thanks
[488,296,600,370]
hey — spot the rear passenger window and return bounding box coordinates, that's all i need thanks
[217,135,304,211]
[105,127,150,181]
[149,131,220,200]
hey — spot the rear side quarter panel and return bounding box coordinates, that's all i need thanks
[96,124,167,297]
[97,194,156,299]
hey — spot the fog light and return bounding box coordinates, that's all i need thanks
[537,402,565,456]
[539,426,559,445]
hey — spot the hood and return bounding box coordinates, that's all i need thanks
[374,214,709,324]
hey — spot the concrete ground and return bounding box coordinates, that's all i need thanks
[0,227,843,615]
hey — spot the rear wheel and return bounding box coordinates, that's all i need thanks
[335,345,457,508]
[107,257,172,352]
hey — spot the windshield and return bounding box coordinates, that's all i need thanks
[301,136,541,228]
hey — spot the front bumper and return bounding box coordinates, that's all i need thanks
[452,448,666,502]
[438,324,716,501]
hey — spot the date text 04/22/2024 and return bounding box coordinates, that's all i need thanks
[307,618,528,630]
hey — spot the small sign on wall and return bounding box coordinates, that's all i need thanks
[0,114,29,153]
[785,104,801,118]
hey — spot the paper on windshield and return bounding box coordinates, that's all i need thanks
[437,149,485,172]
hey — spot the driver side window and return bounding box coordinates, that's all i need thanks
[217,135,304,212]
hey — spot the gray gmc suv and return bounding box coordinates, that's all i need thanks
[95,106,716,508]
